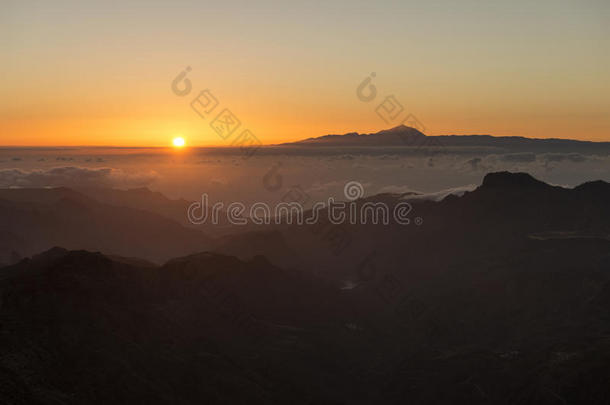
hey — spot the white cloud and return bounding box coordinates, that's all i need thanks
[401,184,477,202]
[0,166,159,189]
[376,185,417,195]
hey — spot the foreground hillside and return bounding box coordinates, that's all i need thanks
[0,248,365,404]
[1,241,610,403]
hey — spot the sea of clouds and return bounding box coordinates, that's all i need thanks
[1,147,609,205]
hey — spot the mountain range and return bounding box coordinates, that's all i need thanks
[1,172,610,403]
[0,187,212,265]
[283,125,610,154]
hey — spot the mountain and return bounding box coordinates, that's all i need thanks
[2,172,610,403]
[2,234,610,402]
[213,230,305,270]
[0,248,366,404]
[479,171,555,189]
[75,186,192,224]
[286,125,432,147]
[283,125,610,154]
[206,172,610,403]
[213,171,610,283]
[0,188,213,264]
[73,187,240,235]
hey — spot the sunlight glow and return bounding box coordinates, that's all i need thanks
[172,137,186,148]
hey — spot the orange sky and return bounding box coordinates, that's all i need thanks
[2,0,609,146]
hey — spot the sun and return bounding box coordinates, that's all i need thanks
[172,136,186,148]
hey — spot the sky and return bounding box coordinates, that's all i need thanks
[1,0,609,146]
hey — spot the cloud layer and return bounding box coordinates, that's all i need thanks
[0,167,159,189]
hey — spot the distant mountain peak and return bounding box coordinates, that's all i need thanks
[286,125,427,146]
[31,246,69,262]
[573,180,610,199]
[480,172,552,190]
[281,126,610,152]
[377,125,426,136]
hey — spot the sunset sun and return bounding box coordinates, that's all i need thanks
[172,137,186,148]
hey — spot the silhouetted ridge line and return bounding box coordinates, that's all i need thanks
[480,171,553,190]
[574,180,610,194]
[286,125,426,145]
[283,126,610,153]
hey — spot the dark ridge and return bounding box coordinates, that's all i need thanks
[573,180,610,194]
[480,171,553,190]
[250,254,273,267]
[287,125,426,145]
[376,124,426,136]
[35,249,110,267]
[162,251,242,268]
[161,251,278,276]
[1,248,113,280]
[30,246,69,262]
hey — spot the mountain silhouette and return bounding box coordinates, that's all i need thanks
[285,125,432,147]
[283,125,610,154]
[2,172,610,403]
[479,171,554,189]
[0,248,363,404]
[0,188,212,264]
